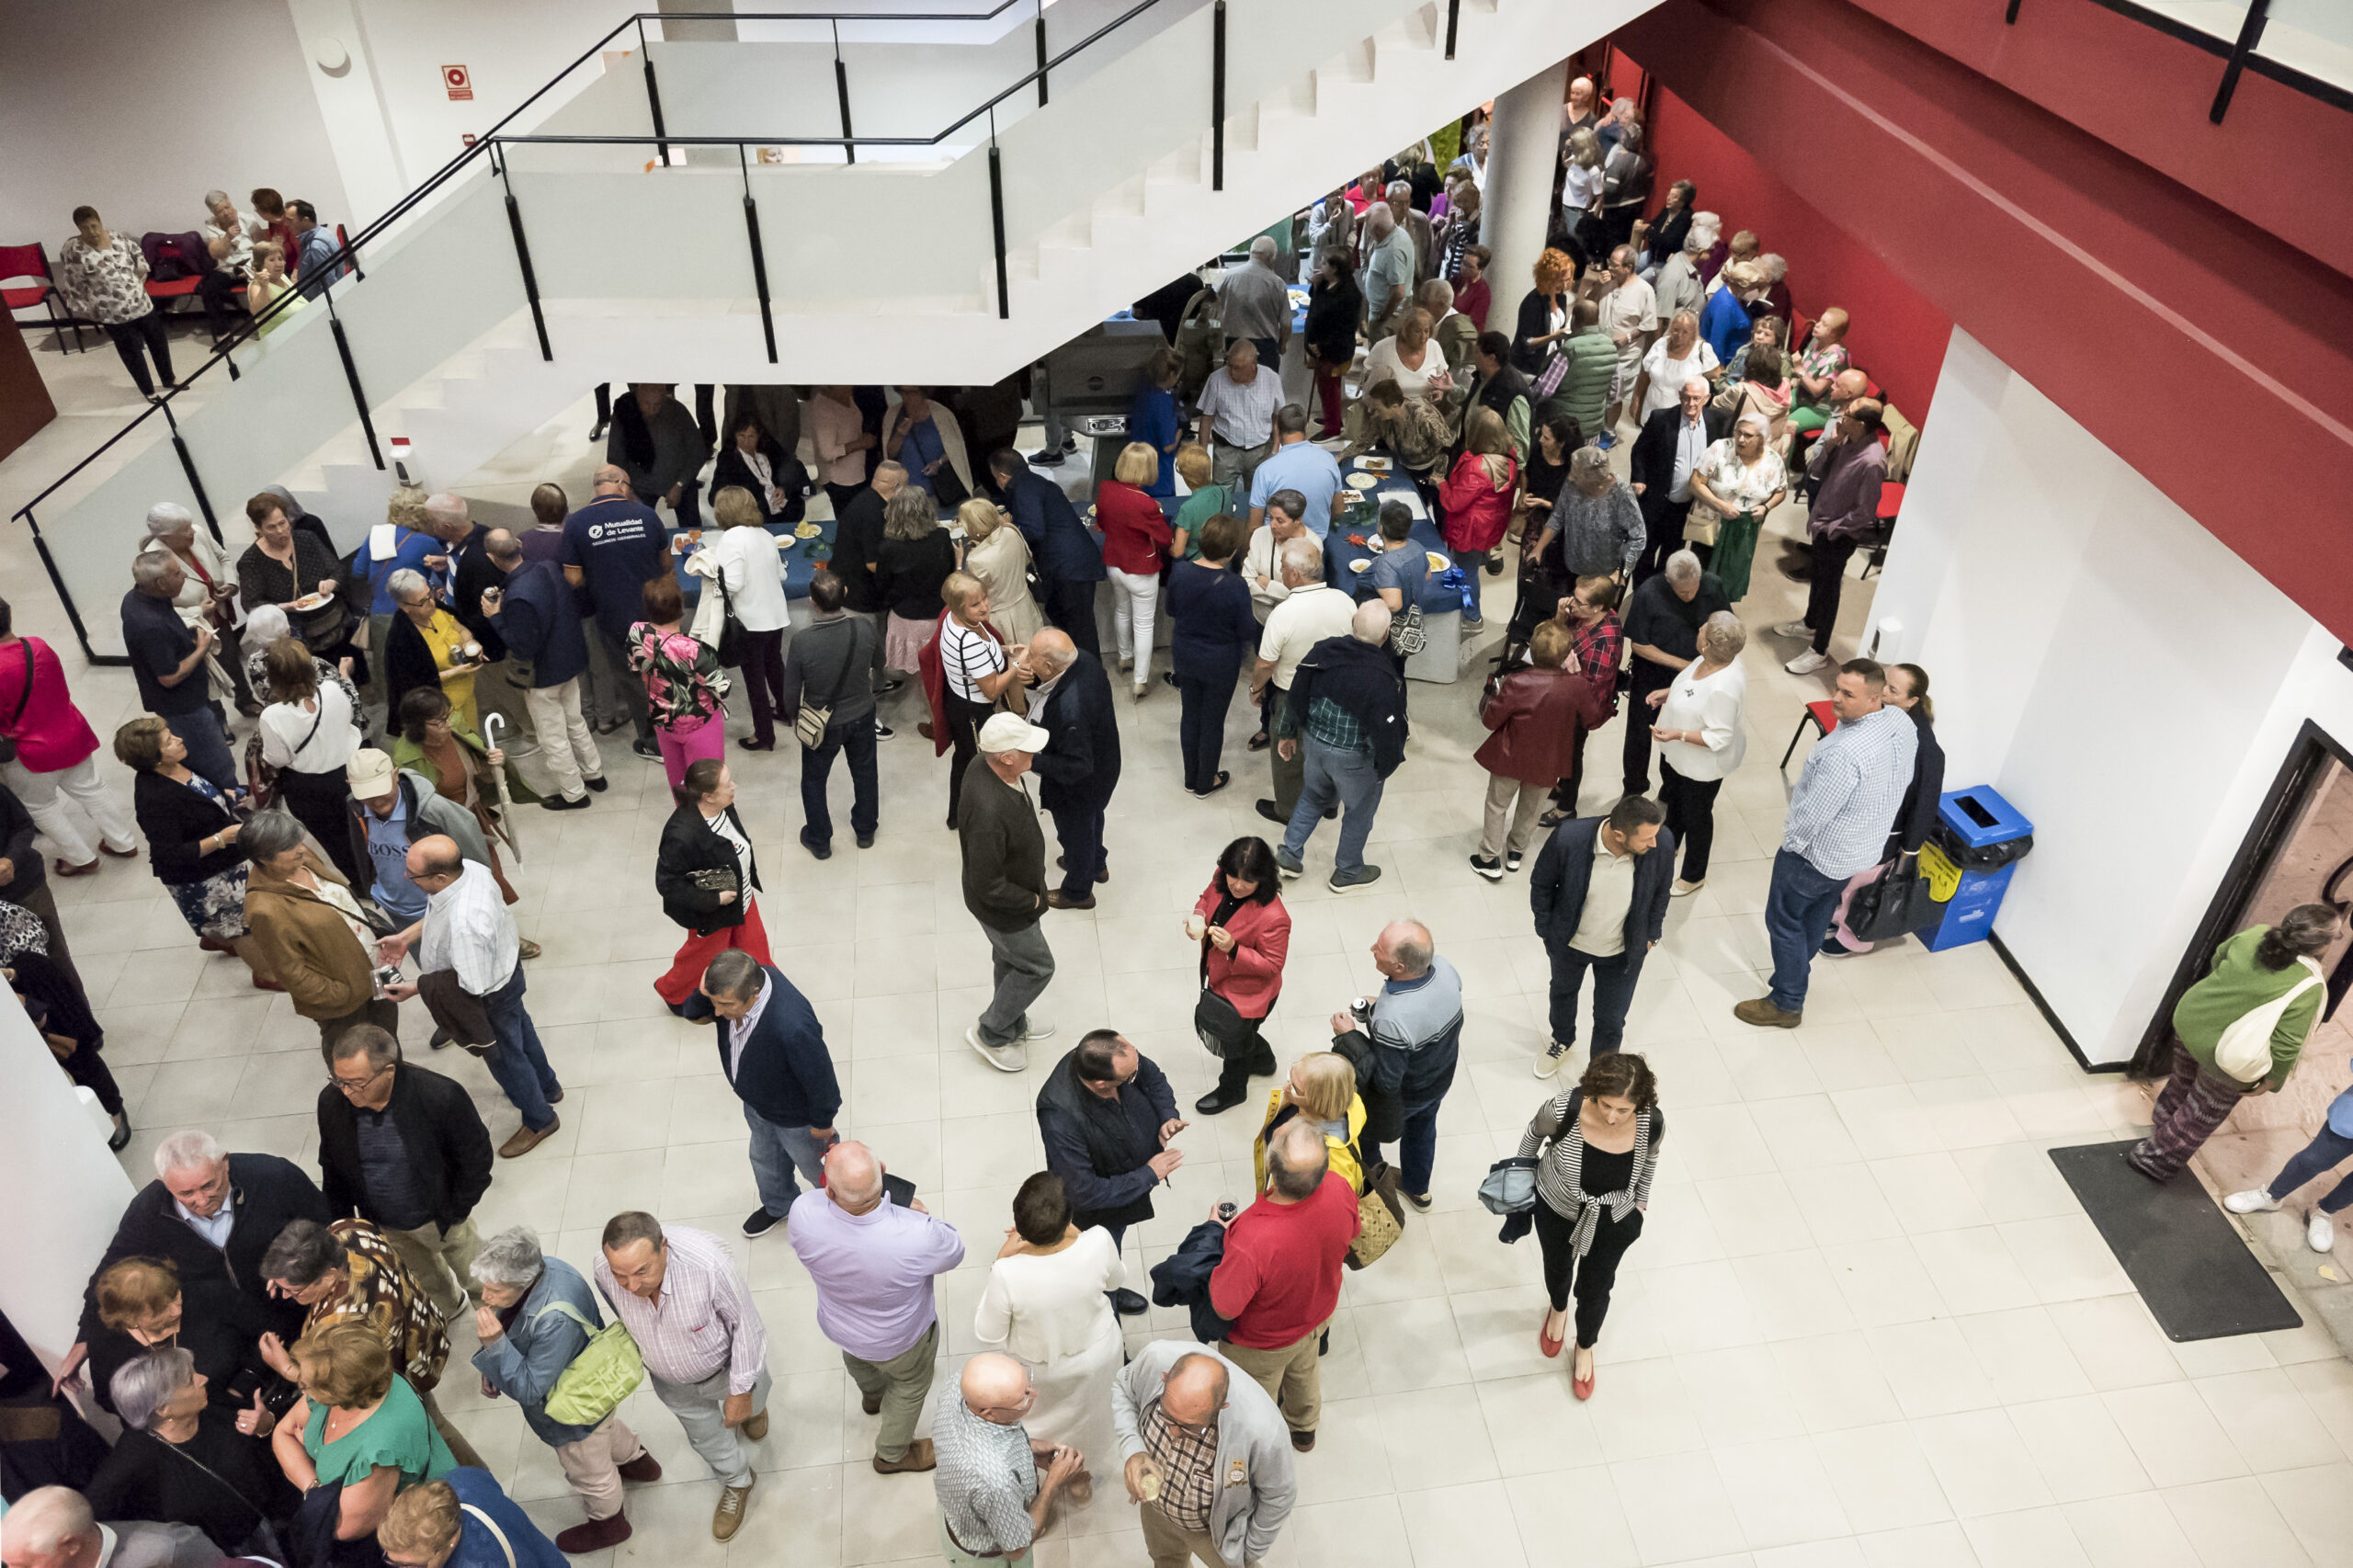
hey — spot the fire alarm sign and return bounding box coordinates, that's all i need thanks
[443,64,472,100]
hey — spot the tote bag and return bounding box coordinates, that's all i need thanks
[531,1299,646,1427]
[2212,958,2325,1084]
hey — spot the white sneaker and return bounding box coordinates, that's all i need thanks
[1671,878,1705,897]
[2222,1188,2279,1214]
[1533,1041,1569,1078]
[2311,1210,2336,1253]
[1018,1019,1056,1041]
[966,1026,1027,1074]
[1785,650,1834,675]
[1772,620,1811,639]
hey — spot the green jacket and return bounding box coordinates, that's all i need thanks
[1544,325,1618,437]
[2173,926,2325,1090]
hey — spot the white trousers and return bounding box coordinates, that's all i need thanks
[1107,566,1160,685]
[6,754,136,867]
[523,677,604,801]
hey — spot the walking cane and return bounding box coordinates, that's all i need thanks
[482,711,524,864]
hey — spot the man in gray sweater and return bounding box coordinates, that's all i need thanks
[959,712,1054,1073]
[778,571,881,858]
[1112,1342,1296,1568]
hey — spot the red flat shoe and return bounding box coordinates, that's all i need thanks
[1539,1314,1564,1358]
[1572,1357,1596,1401]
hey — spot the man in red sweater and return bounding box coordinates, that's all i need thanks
[1207,1120,1361,1452]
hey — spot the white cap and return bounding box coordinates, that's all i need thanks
[977,713,1051,755]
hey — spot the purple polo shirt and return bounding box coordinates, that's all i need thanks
[785,1189,967,1362]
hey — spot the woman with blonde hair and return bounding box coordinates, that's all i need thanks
[703,483,791,750]
[270,1321,454,1546]
[1683,412,1786,599]
[957,496,1045,643]
[1560,128,1606,254]
[1438,406,1519,622]
[1168,442,1225,562]
[1361,308,1456,403]
[874,485,958,676]
[1093,441,1173,696]
[1253,1052,1368,1196]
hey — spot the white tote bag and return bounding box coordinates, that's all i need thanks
[2211,957,2324,1084]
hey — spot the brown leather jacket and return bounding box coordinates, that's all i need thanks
[244,848,376,1020]
[1474,665,1605,784]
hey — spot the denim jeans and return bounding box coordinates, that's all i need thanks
[745,1106,829,1218]
[801,715,879,848]
[2268,1123,2353,1214]
[1053,803,1108,897]
[1381,1096,1441,1198]
[1764,847,1848,1012]
[1547,944,1644,1054]
[1281,737,1383,874]
[482,965,563,1131]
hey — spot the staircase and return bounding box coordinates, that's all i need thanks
[35,0,1659,657]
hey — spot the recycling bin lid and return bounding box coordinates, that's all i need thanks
[1937,786,2032,849]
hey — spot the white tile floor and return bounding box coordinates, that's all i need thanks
[8,331,2352,1568]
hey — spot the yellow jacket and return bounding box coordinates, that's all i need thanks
[1252,1088,1368,1196]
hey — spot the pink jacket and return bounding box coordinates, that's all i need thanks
[0,638,101,774]
[1193,874,1291,1019]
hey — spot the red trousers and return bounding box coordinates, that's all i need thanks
[654,900,773,1006]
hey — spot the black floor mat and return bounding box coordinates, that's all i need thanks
[2049,1140,2302,1342]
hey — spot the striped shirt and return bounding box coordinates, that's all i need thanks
[932,1396,1040,1556]
[1782,704,1918,879]
[940,616,1006,702]
[593,1225,767,1395]
[420,861,517,997]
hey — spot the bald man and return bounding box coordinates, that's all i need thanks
[1021,627,1121,908]
[1329,920,1464,1210]
[1,1487,222,1568]
[786,1141,966,1473]
[440,506,532,753]
[558,461,669,759]
[1272,601,1407,892]
[1111,1346,1294,1568]
[1209,1120,1360,1451]
[933,1354,1084,1567]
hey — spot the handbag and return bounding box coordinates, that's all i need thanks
[0,637,35,764]
[1847,857,1943,944]
[530,1299,646,1427]
[1387,600,1428,657]
[712,574,746,669]
[2212,958,2325,1084]
[1346,1154,1405,1270]
[1478,1155,1540,1215]
[1193,986,1255,1058]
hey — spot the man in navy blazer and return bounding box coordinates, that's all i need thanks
[688,950,844,1239]
[989,449,1105,655]
[483,531,607,810]
[1527,795,1675,1077]
[1023,630,1122,911]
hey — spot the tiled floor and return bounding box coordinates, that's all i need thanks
[9,335,2352,1568]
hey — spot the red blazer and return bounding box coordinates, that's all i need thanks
[1096,481,1173,576]
[1474,665,1605,784]
[1438,451,1518,554]
[1193,874,1290,1019]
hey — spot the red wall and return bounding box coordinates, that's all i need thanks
[1627,66,1953,422]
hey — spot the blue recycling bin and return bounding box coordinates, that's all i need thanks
[1921,785,2033,952]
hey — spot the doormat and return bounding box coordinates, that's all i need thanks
[2050,1141,2302,1341]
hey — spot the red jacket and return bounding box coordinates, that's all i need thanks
[1096,481,1173,576]
[1473,665,1606,784]
[1438,451,1518,554]
[1192,874,1290,1019]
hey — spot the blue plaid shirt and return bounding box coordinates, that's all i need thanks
[1783,704,1918,879]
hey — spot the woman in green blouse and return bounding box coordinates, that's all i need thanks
[270,1321,454,1544]
[1169,443,1227,562]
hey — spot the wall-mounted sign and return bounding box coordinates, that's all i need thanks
[443,64,473,101]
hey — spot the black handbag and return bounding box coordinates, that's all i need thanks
[1194,987,1254,1059]
[1847,857,1942,943]
[712,574,746,668]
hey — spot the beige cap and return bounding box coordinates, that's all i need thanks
[977,713,1051,755]
[346,748,397,798]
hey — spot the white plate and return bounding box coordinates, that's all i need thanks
[774,535,796,550]
[1348,559,1371,574]
[1344,473,1380,491]
[287,588,335,612]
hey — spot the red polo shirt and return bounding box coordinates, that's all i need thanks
[1208,1171,1361,1348]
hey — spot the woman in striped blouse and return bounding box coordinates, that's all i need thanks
[1517,1051,1664,1400]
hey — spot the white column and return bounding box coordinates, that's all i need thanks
[1477,58,1570,335]
[0,999,136,1374]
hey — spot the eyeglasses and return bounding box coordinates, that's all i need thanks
[330,1062,392,1095]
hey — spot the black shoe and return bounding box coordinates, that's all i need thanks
[874,724,895,740]
[856,832,876,848]
[540,793,591,811]
[802,836,833,861]
[1195,1085,1250,1116]
[108,1112,132,1153]
[584,775,609,792]
[1108,1288,1149,1316]
[428,1027,453,1051]
[1029,446,1068,467]
[631,739,662,760]
[1162,671,1178,688]
[594,714,629,735]
[1256,799,1288,824]
[740,737,774,752]
[1470,854,1504,882]
[876,678,906,695]
[742,1208,783,1238]
[588,421,608,441]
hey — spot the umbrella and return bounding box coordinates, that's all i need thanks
[482,711,523,865]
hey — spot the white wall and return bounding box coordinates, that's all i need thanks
[0,0,351,246]
[1868,327,2351,1066]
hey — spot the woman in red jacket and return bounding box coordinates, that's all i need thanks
[1471,620,1605,880]
[1187,835,1291,1117]
[1438,408,1519,627]
[1094,443,1175,699]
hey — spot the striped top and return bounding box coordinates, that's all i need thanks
[940,615,1006,702]
[593,1225,767,1395]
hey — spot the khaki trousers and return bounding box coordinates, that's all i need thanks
[1221,1319,1326,1434]
[554,1413,648,1520]
[1141,1501,1229,1568]
[1479,774,1552,859]
[382,1213,482,1322]
[523,677,604,802]
[473,657,539,757]
[843,1320,938,1461]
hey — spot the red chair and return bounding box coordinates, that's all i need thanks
[1779,699,1838,773]
[1,243,84,354]
[1859,481,1904,580]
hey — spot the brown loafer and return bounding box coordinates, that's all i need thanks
[1733,998,1803,1029]
[711,1479,754,1540]
[1045,892,1097,911]
[99,842,139,858]
[861,1390,882,1415]
[872,1438,935,1474]
[53,858,100,878]
[498,1114,561,1158]
[517,937,542,960]
[742,1409,769,1440]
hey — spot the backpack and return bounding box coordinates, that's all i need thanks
[2211,957,2324,1085]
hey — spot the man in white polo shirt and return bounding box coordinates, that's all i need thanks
[1196,339,1285,491]
[1251,537,1355,829]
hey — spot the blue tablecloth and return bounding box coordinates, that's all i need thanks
[672,515,837,604]
[1323,458,1462,615]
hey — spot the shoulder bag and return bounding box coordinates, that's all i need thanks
[1192,931,1257,1058]
[1346,1150,1406,1270]
[458,1506,517,1568]
[794,623,867,751]
[1388,599,1428,657]
[529,1298,645,1427]
[1847,855,1943,944]
[0,638,36,764]
[2212,958,2325,1085]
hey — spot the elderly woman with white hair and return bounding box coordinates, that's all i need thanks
[467,1226,659,1553]
[1653,211,1718,322]
[381,566,484,734]
[139,499,254,715]
[242,606,363,734]
[86,1346,299,1554]
[1646,609,1750,895]
[1682,412,1786,600]
[1630,310,1718,423]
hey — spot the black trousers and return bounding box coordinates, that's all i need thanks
[1659,759,1724,884]
[1052,803,1108,898]
[1213,1001,1279,1096]
[105,313,176,396]
[1176,667,1239,792]
[1532,1199,1643,1347]
[197,269,243,341]
[824,481,865,517]
[275,766,367,890]
[736,627,789,746]
[1041,576,1101,656]
[1621,662,1675,794]
[943,692,995,828]
[1804,537,1859,654]
[635,481,703,532]
[1634,496,1689,585]
[1549,724,1592,812]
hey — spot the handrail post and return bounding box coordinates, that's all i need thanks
[157,402,222,543]
[325,296,385,470]
[835,23,857,165]
[18,506,107,665]
[499,155,554,362]
[741,153,779,364]
[988,137,1010,321]
[1444,0,1460,59]
[642,18,670,164]
[1211,1,1226,191]
[2211,0,2272,122]
[1036,0,1050,107]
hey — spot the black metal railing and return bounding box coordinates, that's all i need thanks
[2007,0,2353,120]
